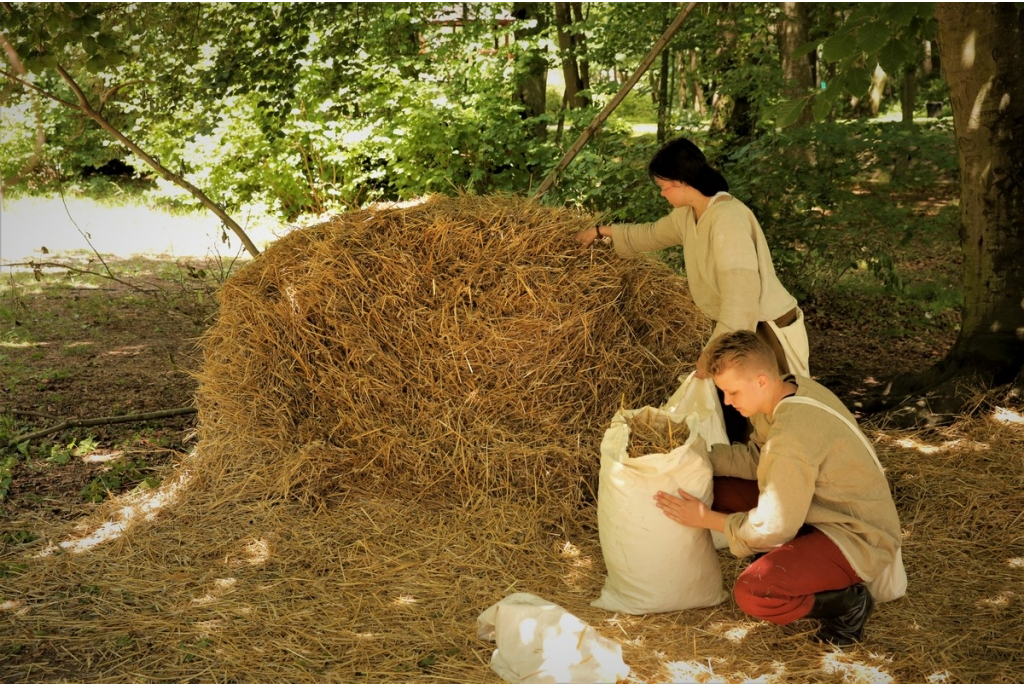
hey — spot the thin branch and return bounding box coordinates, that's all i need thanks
[533,2,698,199]
[53,63,261,258]
[8,260,162,292]
[0,66,79,109]
[55,174,120,282]
[4,407,198,449]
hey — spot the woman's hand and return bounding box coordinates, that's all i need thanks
[654,488,727,532]
[575,226,604,248]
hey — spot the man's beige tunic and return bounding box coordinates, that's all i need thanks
[709,375,902,582]
[608,196,797,342]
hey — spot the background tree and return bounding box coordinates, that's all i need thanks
[779,2,1023,417]
[554,2,590,110]
[925,3,1024,401]
[511,2,550,143]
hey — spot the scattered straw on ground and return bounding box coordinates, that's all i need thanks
[1,195,1022,683]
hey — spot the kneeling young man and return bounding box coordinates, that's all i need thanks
[655,330,902,644]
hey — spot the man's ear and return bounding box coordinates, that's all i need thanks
[756,373,770,388]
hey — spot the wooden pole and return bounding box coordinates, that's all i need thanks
[532,2,698,200]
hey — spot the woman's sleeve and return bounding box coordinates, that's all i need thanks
[710,209,761,335]
[609,209,689,258]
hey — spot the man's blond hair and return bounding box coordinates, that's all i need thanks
[704,330,779,378]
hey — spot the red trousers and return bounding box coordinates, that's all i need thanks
[713,477,862,625]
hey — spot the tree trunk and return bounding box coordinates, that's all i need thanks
[901,63,917,126]
[570,3,590,97]
[511,2,549,142]
[777,1,815,126]
[871,4,1024,422]
[938,3,1024,383]
[657,46,670,142]
[554,2,585,109]
[557,1,589,108]
[688,49,706,115]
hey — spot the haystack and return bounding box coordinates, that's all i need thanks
[6,194,1021,684]
[191,193,707,510]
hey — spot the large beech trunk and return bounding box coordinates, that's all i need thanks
[937,4,1024,384]
[877,4,1024,419]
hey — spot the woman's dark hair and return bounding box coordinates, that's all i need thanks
[647,137,729,195]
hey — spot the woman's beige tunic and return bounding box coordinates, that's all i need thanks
[608,196,796,343]
[709,375,902,582]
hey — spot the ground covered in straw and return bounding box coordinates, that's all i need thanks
[2,195,1023,683]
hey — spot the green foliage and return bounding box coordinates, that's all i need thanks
[771,3,938,127]
[722,118,958,302]
[45,436,98,465]
[545,125,664,221]
[0,455,16,500]
[80,456,159,503]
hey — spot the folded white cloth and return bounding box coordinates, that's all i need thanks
[477,593,630,684]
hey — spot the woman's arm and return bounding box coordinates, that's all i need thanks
[574,209,692,256]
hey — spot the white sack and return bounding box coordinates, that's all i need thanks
[592,409,729,614]
[476,593,630,684]
[662,371,728,446]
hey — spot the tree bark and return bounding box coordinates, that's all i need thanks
[937,3,1024,383]
[901,63,917,126]
[511,2,550,142]
[657,45,670,142]
[570,3,590,97]
[870,4,1024,422]
[777,1,815,126]
[554,2,588,109]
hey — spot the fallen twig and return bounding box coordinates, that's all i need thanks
[3,406,197,449]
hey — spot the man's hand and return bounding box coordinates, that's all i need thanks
[654,488,727,532]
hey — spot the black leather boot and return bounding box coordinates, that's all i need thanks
[805,583,874,645]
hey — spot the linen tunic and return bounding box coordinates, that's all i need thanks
[608,196,796,343]
[709,375,902,582]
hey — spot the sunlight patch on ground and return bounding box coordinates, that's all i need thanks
[926,671,951,683]
[192,577,238,606]
[0,195,283,263]
[1008,557,1024,569]
[37,468,191,556]
[893,437,958,454]
[104,344,148,357]
[707,620,755,643]
[227,538,271,567]
[80,449,123,464]
[992,406,1024,425]
[976,589,1015,609]
[661,658,726,683]
[820,650,893,683]
[0,339,47,349]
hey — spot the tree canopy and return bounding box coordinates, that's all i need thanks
[3,1,1021,412]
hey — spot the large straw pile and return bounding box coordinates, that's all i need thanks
[191,194,705,510]
[2,195,1023,683]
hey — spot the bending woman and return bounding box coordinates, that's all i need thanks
[577,138,808,435]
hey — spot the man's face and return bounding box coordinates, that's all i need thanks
[713,364,769,418]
